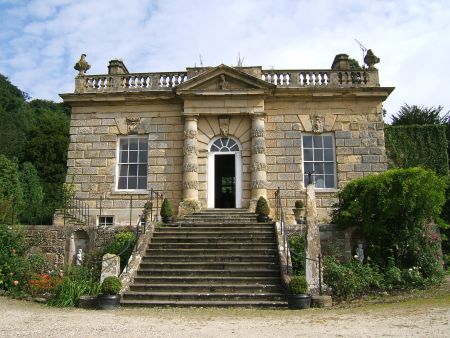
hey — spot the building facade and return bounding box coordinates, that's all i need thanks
[61,53,393,227]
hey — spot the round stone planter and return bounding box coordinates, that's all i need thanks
[78,295,98,309]
[287,294,312,309]
[256,214,269,223]
[97,294,121,310]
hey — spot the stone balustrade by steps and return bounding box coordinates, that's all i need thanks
[121,209,287,307]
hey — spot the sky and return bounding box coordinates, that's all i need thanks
[0,0,449,122]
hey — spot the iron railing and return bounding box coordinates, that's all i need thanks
[63,194,90,227]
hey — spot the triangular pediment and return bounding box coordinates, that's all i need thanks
[176,64,275,95]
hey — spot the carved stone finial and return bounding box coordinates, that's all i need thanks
[74,54,91,75]
[364,49,380,70]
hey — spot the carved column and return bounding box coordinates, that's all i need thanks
[251,113,268,207]
[182,116,199,201]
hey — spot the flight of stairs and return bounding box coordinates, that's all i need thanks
[121,209,287,307]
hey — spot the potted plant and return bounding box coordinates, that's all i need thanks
[287,275,311,309]
[293,200,304,224]
[255,196,270,222]
[97,276,122,310]
[160,198,174,224]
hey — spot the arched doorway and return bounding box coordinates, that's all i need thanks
[207,137,242,208]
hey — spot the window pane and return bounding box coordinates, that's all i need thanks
[304,174,309,186]
[325,175,335,188]
[313,136,323,148]
[129,164,138,176]
[304,162,314,174]
[323,136,333,148]
[129,138,139,150]
[129,151,138,162]
[139,138,148,149]
[138,177,147,189]
[324,162,334,174]
[314,149,323,161]
[303,136,312,148]
[139,150,147,163]
[119,151,128,163]
[314,163,324,174]
[120,139,129,151]
[118,177,127,189]
[304,149,313,161]
[138,164,147,176]
[119,165,128,176]
[324,149,334,161]
[128,177,137,189]
[230,144,239,151]
[315,175,325,188]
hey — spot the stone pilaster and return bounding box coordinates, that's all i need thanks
[250,113,267,209]
[182,116,199,201]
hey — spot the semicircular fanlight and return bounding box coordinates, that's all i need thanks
[210,138,240,152]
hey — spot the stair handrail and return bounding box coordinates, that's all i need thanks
[274,187,293,275]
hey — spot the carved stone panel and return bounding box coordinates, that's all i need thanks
[311,114,324,134]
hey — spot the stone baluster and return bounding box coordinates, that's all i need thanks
[251,113,268,208]
[182,116,199,201]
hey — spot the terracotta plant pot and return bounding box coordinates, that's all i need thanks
[287,294,311,309]
[97,294,121,310]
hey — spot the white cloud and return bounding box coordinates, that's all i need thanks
[0,0,449,120]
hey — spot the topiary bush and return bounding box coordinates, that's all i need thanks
[332,167,446,284]
[100,276,122,295]
[255,196,270,216]
[288,275,308,294]
[294,200,304,209]
[160,198,173,219]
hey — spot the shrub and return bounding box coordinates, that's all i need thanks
[323,256,383,300]
[100,276,122,295]
[255,196,270,216]
[160,198,173,218]
[289,234,306,275]
[103,231,137,272]
[288,275,308,294]
[332,168,446,283]
[294,200,304,209]
[47,266,100,307]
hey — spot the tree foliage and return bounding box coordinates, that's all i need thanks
[385,125,448,176]
[391,104,449,126]
[0,155,23,223]
[20,162,44,224]
[0,73,70,224]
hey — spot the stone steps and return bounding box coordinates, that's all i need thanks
[121,209,287,308]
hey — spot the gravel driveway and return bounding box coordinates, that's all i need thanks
[1,295,449,337]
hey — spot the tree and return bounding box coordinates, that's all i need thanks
[391,104,449,126]
[0,155,23,223]
[20,162,44,224]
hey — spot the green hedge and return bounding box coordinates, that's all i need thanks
[385,125,448,176]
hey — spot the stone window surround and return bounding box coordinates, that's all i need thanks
[115,135,149,192]
[302,132,337,190]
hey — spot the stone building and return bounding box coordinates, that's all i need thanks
[61,52,393,228]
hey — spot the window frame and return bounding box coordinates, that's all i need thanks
[302,133,337,190]
[115,135,149,192]
[98,215,114,228]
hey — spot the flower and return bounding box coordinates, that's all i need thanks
[13,280,19,286]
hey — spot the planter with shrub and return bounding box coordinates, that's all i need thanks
[160,198,174,224]
[255,196,270,222]
[287,275,311,309]
[97,276,122,310]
